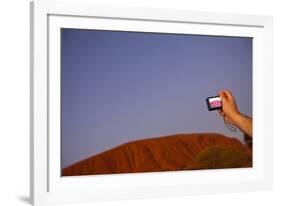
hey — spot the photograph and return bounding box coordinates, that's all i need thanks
[61,28,253,176]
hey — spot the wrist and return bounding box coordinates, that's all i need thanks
[231,111,243,126]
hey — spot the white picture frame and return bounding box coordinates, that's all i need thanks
[30,0,273,205]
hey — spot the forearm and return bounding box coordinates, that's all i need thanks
[232,113,253,137]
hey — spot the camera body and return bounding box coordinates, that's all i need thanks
[206,96,222,111]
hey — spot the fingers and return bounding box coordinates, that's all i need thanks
[218,109,224,117]
[219,89,233,102]
[219,90,227,103]
[223,90,234,101]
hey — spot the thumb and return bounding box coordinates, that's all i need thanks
[219,92,227,102]
[220,95,227,102]
[219,94,228,108]
[224,90,234,101]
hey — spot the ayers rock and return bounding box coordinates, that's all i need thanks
[62,133,252,176]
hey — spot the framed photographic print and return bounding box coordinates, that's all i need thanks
[30,0,273,205]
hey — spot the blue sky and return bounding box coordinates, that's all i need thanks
[61,29,252,168]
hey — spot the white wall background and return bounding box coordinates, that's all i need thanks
[0,0,280,205]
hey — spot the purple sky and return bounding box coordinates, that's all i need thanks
[61,29,252,168]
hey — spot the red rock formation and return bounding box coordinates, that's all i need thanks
[62,133,252,176]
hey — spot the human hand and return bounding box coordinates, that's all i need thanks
[218,90,241,125]
[218,89,253,137]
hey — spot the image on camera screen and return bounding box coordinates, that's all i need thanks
[209,97,222,108]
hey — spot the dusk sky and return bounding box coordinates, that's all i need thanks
[61,28,252,168]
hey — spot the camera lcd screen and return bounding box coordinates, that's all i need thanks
[206,96,222,111]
